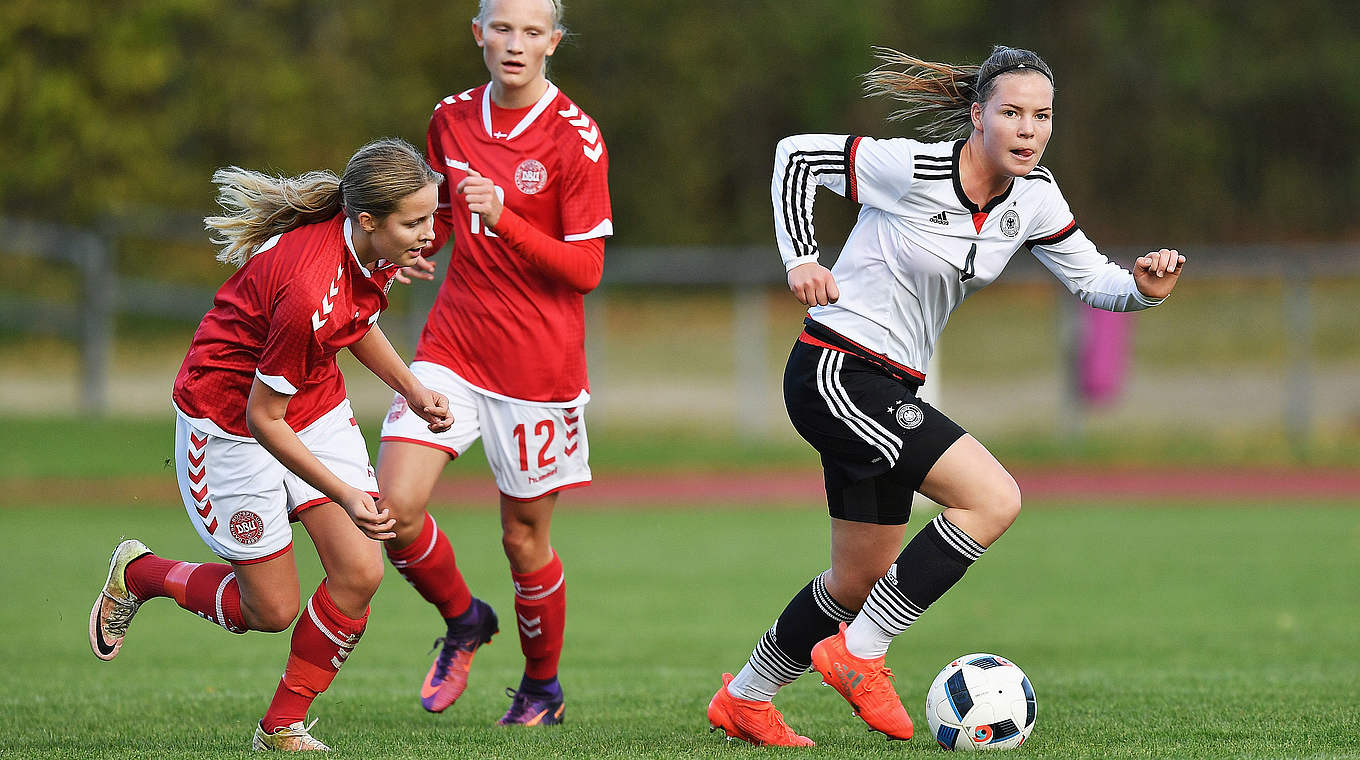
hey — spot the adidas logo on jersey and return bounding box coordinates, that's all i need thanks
[928,211,950,226]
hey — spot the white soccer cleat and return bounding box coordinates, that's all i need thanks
[89,538,152,661]
[252,719,331,752]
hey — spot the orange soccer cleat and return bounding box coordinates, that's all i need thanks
[706,673,815,747]
[420,598,498,713]
[810,623,913,740]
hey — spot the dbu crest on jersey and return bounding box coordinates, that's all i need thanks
[895,403,925,430]
[514,159,548,195]
[229,510,265,545]
[1000,209,1021,238]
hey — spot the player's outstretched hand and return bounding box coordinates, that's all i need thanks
[406,386,453,433]
[339,487,396,541]
[457,168,503,228]
[393,255,437,285]
[788,261,840,306]
[1133,248,1186,300]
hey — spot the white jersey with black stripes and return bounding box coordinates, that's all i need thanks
[772,134,1161,378]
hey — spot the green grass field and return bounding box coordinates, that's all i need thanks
[5,498,1359,759]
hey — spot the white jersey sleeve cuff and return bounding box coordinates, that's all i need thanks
[564,219,613,241]
[1131,288,1166,308]
[255,370,299,396]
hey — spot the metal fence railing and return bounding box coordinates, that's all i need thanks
[2,215,1356,451]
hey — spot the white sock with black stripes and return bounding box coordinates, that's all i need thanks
[844,513,987,659]
[728,571,857,701]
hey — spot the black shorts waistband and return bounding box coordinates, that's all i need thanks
[800,318,925,389]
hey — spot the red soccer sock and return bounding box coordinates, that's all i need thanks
[126,554,246,633]
[511,550,565,680]
[386,513,472,619]
[261,580,368,733]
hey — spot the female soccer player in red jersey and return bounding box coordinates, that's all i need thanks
[88,138,453,751]
[707,46,1186,747]
[375,0,611,727]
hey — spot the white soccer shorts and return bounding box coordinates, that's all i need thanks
[174,400,379,563]
[379,361,591,501]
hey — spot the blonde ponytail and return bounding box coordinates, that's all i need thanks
[204,169,342,267]
[204,137,439,268]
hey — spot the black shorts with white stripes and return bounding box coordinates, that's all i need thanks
[783,338,966,525]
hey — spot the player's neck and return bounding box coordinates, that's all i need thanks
[958,137,1013,209]
[489,78,550,110]
[347,224,381,269]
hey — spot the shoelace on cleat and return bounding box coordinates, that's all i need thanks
[856,665,896,696]
[748,698,800,742]
[269,718,326,749]
[502,687,553,721]
[503,692,526,721]
[427,637,458,680]
[503,687,529,714]
[101,593,140,637]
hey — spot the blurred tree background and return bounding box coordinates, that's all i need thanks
[2,0,1359,459]
[3,0,1358,253]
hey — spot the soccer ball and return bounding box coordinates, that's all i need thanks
[925,654,1036,751]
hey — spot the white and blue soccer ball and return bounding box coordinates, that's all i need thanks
[925,654,1036,751]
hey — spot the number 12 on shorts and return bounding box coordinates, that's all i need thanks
[513,420,556,471]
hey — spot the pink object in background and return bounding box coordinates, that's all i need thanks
[1078,307,1132,406]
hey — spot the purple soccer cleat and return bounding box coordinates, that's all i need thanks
[497,682,565,726]
[419,598,498,713]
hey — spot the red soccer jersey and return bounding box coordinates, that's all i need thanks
[173,214,399,439]
[417,82,612,404]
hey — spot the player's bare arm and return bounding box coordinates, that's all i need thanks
[1133,248,1187,300]
[347,327,453,432]
[787,261,840,306]
[245,379,396,540]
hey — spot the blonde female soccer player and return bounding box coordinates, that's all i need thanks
[89,138,452,751]
[708,46,1185,746]
[375,0,611,727]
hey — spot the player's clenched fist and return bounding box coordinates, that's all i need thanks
[1133,248,1186,300]
[407,387,453,434]
[787,261,840,306]
[457,168,503,227]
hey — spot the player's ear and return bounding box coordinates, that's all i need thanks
[357,211,378,233]
[471,20,485,47]
[546,28,563,56]
[970,102,983,133]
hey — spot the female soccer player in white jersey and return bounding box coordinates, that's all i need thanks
[375,0,611,726]
[708,46,1186,747]
[88,138,453,752]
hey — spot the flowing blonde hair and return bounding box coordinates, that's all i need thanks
[863,45,1054,140]
[205,138,440,267]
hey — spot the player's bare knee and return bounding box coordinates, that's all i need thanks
[501,528,534,563]
[337,559,385,601]
[247,600,299,633]
[388,504,428,543]
[987,477,1023,533]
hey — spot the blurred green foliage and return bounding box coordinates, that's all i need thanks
[2,0,1358,247]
